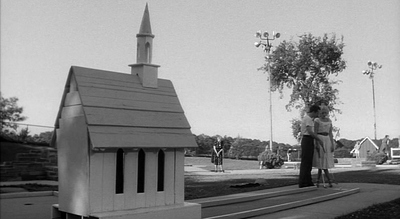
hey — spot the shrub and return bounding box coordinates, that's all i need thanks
[334,147,352,158]
[258,150,284,169]
[367,151,388,164]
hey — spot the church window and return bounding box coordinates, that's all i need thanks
[157,150,165,191]
[137,149,146,193]
[115,148,124,194]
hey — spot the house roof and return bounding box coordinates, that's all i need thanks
[54,66,197,149]
[359,136,379,149]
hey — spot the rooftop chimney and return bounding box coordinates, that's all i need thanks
[129,3,160,88]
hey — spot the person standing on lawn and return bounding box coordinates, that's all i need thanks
[299,105,323,188]
[312,105,335,188]
[212,136,224,172]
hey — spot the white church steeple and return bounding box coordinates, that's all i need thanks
[130,3,160,88]
[136,3,153,64]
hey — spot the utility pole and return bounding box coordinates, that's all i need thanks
[255,30,280,151]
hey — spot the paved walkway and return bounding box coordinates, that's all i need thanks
[1,165,399,219]
[1,183,399,219]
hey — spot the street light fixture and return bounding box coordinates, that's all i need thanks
[255,30,280,151]
[362,61,382,140]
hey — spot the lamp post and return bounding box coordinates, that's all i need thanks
[255,30,280,151]
[362,61,382,140]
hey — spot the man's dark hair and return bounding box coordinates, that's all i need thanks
[309,105,320,113]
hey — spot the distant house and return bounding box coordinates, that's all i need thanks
[51,4,200,219]
[358,137,379,158]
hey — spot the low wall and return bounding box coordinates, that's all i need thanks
[0,147,58,182]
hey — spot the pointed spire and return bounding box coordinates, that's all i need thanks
[138,3,153,36]
[130,3,160,88]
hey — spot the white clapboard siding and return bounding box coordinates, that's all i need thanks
[124,152,137,210]
[88,126,197,148]
[54,65,198,215]
[164,150,175,205]
[114,194,125,211]
[102,153,115,212]
[145,150,157,207]
[58,116,90,216]
[174,149,185,204]
[89,152,104,213]
[84,107,190,128]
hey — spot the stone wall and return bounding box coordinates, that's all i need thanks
[0,147,58,181]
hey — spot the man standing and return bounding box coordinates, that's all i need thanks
[299,105,323,188]
[380,135,390,157]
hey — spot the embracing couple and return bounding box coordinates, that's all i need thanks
[298,104,335,188]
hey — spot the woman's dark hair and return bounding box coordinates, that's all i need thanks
[309,105,321,113]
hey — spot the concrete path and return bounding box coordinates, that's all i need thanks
[250,183,400,219]
[191,183,400,219]
[1,183,399,219]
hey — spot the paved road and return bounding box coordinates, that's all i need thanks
[1,195,57,219]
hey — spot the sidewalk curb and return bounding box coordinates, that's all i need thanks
[202,188,360,219]
[0,191,58,199]
[192,186,316,207]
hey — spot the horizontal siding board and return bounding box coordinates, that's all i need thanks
[88,126,197,148]
[65,66,198,149]
[78,86,183,113]
[79,86,180,104]
[77,81,176,97]
[89,126,194,135]
[73,72,175,95]
[84,107,190,128]
[73,66,176,88]
[81,95,183,113]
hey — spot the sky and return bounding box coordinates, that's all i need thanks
[1,0,399,145]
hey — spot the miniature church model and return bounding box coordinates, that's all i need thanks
[52,4,201,219]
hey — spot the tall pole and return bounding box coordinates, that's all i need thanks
[255,31,280,151]
[371,76,377,140]
[267,57,273,151]
[362,61,382,140]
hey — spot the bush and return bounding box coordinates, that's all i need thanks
[258,150,284,169]
[367,151,388,165]
[334,147,352,158]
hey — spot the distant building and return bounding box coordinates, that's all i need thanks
[357,137,379,158]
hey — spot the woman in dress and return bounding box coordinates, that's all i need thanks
[312,105,335,187]
[212,137,224,172]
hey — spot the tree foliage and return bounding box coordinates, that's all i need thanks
[228,137,266,159]
[1,94,27,131]
[193,134,234,155]
[260,33,346,114]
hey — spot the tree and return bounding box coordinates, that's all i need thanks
[1,94,27,132]
[17,127,30,142]
[32,131,54,144]
[262,33,346,112]
[260,33,346,139]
